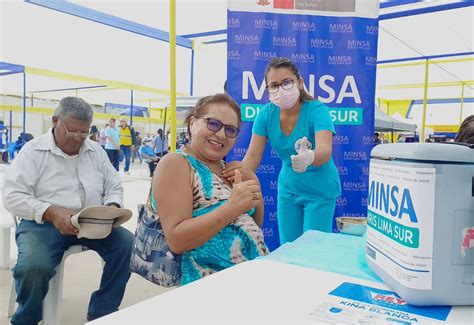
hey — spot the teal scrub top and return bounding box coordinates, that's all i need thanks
[252,100,341,199]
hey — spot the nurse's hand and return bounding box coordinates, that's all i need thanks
[222,161,258,183]
[291,138,315,173]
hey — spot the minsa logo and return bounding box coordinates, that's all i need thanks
[269,180,278,190]
[343,182,366,192]
[366,25,378,35]
[273,36,296,47]
[336,196,348,207]
[310,38,333,49]
[333,135,349,145]
[363,135,374,145]
[263,196,275,205]
[370,293,407,306]
[234,34,259,44]
[263,227,274,236]
[227,50,240,61]
[269,211,277,221]
[271,149,279,158]
[362,166,370,176]
[361,197,368,207]
[255,19,278,29]
[328,55,352,65]
[291,53,315,63]
[227,18,240,28]
[232,147,247,158]
[366,56,377,66]
[329,23,352,33]
[292,21,316,31]
[343,151,367,161]
[257,0,270,6]
[254,50,277,61]
[257,164,275,174]
[347,40,371,50]
[337,166,348,176]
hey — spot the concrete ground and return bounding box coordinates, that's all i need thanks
[0,162,173,325]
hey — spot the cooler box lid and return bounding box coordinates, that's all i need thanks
[371,143,474,164]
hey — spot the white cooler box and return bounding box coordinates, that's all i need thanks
[366,143,473,306]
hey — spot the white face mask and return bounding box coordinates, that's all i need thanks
[269,85,300,110]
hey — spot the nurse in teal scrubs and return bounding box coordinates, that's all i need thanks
[223,57,341,244]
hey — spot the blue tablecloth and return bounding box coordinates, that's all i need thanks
[262,230,382,283]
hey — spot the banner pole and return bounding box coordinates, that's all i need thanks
[170,0,177,152]
[459,82,465,125]
[421,59,429,142]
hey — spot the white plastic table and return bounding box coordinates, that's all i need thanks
[89,260,474,324]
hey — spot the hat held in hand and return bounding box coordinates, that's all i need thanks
[71,205,132,239]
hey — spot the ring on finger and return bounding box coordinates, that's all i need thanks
[253,192,259,201]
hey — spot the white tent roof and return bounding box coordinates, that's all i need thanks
[0,1,472,105]
[375,105,417,132]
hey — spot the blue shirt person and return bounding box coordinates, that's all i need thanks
[104,118,121,171]
[223,57,341,244]
[139,139,159,177]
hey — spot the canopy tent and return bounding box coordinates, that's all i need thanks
[1,0,473,140]
[375,105,417,132]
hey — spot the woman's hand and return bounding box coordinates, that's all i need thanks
[228,169,261,216]
[223,161,258,183]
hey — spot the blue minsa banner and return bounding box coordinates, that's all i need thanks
[227,1,379,251]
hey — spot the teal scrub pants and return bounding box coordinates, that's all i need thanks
[277,187,336,244]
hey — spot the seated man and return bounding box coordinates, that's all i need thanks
[3,97,134,324]
[139,137,160,177]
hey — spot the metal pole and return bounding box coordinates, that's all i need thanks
[9,109,12,144]
[459,82,465,125]
[31,93,34,107]
[162,107,168,152]
[190,46,195,96]
[170,0,177,152]
[130,89,134,126]
[22,72,26,143]
[421,59,429,142]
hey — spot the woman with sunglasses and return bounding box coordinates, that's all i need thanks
[152,93,268,285]
[224,57,341,244]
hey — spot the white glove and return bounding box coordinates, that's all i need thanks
[291,137,315,173]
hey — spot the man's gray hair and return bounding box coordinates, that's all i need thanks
[53,97,93,122]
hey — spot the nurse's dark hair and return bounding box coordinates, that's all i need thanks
[264,57,313,103]
[184,93,241,140]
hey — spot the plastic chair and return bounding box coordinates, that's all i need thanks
[6,215,104,324]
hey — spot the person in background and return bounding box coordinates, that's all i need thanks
[139,138,159,177]
[105,118,120,171]
[455,115,474,144]
[153,94,268,285]
[3,97,133,324]
[99,124,108,149]
[118,118,136,175]
[153,128,168,158]
[89,125,99,142]
[223,57,341,244]
[374,132,382,146]
[397,134,406,143]
[132,131,143,163]
[0,127,9,164]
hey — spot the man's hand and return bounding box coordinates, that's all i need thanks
[43,206,78,235]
